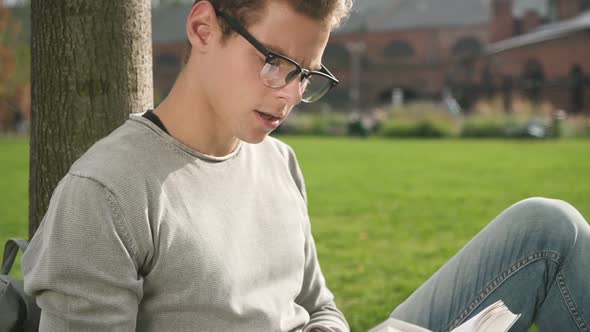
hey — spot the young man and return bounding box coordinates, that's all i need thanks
[22,0,590,331]
[23,0,351,331]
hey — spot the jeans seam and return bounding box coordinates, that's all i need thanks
[556,272,590,331]
[444,250,561,332]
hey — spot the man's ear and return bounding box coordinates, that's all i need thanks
[186,1,220,53]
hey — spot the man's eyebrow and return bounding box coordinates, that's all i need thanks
[263,42,322,71]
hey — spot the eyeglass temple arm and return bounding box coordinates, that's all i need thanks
[321,65,340,84]
[214,9,272,58]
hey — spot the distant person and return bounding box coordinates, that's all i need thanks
[570,65,585,114]
[12,110,23,134]
[23,1,590,331]
[523,61,545,109]
[501,75,513,114]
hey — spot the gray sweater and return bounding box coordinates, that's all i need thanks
[22,114,349,332]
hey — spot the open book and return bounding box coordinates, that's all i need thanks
[369,300,521,332]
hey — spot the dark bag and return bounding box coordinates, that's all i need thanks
[0,238,41,332]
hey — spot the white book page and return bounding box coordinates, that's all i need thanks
[368,300,520,332]
[449,308,487,332]
[450,300,521,332]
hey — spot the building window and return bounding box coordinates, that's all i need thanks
[492,0,504,16]
[452,37,483,57]
[383,40,415,59]
[570,65,585,113]
[521,58,545,104]
[513,19,523,35]
[323,43,350,67]
[548,0,560,21]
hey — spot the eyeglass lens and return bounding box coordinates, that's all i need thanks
[259,57,331,102]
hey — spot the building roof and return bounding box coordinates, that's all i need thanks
[513,0,549,17]
[487,10,590,54]
[6,3,192,45]
[152,0,492,41]
[3,0,569,44]
[336,0,491,34]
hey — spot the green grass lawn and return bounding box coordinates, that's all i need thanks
[1,137,589,331]
[0,137,30,242]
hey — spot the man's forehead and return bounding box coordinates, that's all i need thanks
[250,1,329,71]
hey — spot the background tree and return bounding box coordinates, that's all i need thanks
[29,0,154,237]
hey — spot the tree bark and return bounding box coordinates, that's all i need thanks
[29,0,153,237]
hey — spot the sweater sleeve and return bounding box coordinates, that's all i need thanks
[297,226,350,332]
[284,146,350,332]
[22,174,143,331]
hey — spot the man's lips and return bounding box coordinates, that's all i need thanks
[255,110,284,121]
[254,110,284,130]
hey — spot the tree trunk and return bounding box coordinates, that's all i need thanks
[29,0,153,238]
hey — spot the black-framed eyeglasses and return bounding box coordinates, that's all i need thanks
[215,9,339,103]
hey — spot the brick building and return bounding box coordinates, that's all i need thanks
[327,0,590,114]
[481,0,590,114]
[149,0,494,108]
[334,0,590,113]
[5,1,589,117]
[325,0,491,108]
[150,0,589,114]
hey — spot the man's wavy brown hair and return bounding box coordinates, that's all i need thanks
[184,0,353,63]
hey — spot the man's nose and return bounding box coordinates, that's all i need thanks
[279,77,303,106]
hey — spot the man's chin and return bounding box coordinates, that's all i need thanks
[239,131,272,144]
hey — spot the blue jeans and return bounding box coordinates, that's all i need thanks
[389,197,590,332]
